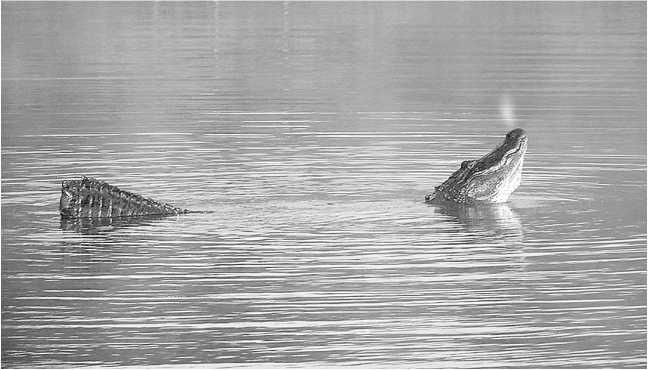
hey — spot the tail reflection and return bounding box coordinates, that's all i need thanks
[60,215,168,235]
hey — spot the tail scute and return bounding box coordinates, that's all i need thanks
[59,177,187,219]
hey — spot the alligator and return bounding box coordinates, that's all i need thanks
[60,129,526,219]
[425,128,527,204]
[59,177,195,219]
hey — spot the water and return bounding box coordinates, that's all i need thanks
[1,2,646,368]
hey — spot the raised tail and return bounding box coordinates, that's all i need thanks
[60,177,190,219]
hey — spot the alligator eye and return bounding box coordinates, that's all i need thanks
[461,160,475,169]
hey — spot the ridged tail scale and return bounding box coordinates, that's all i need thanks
[60,177,188,219]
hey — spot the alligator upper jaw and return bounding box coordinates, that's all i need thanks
[473,129,527,174]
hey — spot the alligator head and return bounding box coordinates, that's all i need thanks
[425,128,528,204]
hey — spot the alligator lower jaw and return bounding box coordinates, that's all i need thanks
[424,190,505,205]
[425,192,470,205]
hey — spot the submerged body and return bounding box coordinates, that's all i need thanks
[59,177,189,219]
[425,128,528,204]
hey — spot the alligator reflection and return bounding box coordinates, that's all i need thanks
[60,215,168,234]
[431,201,527,274]
[432,202,523,239]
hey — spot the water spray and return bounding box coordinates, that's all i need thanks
[499,95,515,129]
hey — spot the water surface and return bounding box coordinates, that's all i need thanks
[2,2,646,368]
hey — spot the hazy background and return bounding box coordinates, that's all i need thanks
[2,2,646,368]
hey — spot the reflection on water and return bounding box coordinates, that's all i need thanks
[2,2,646,368]
[59,215,170,235]
[432,202,523,239]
